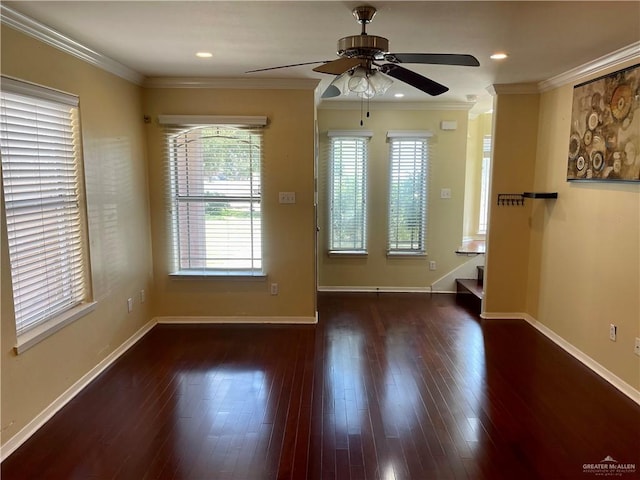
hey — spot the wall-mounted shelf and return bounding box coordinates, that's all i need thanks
[497,192,558,206]
[522,192,558,199]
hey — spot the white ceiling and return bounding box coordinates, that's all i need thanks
[3,1,640,113]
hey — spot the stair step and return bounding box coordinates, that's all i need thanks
[455,278,483,314]
[477,265,484,285]
[456,278,484,299]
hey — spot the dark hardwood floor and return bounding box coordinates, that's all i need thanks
[3,293,639,479]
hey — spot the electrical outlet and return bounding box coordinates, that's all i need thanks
[634,337,640,357]
[140,289,145,304]
[609,324,617,342]
[127,297,133,313]
[440,188,452,199]
[270,283,279,295]
[429,261,437,271]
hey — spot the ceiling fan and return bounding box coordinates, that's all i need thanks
[246,5,480,99]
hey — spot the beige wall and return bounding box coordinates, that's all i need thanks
[484,93,540,313]
[1,27,153,444]
[529,61,640,389]
[317,106,471,289]
[143,87,317,319]
[485,60,639,389]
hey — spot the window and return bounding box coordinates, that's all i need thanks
[328,131,370,253]
[1,77,93,348]
[478,135,492,234]
[387,132,430,254]
[160,116,266,275]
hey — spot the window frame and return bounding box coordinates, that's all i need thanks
[327,130,371,255]
[478,134,492,235]
[0,76,95,353]
[159,115,267,277]
[386,131,431,256]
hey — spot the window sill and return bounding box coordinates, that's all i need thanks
[386,251,427,258]
[328,250,368,257]
[170,270,266,279]
[15,301,97,355]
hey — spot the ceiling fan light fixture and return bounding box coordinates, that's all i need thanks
[321,67,396,99]
[322,71,351,98]
[347,66,370,93]
[367,71,393,95]
[362,84,377,99]
[343,67,394,98]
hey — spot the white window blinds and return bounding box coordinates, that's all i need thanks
[328,134,369,253]
[0,78,89,336]
[387,135,429,254]
[161,117,265,275]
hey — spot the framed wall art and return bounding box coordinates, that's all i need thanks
[567,63,639,182]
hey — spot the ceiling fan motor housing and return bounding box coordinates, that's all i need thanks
[337,35,389,60]
[338,6,389,60]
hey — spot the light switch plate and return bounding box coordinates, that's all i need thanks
[279,192,296,204]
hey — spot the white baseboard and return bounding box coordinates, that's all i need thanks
[156,314,318,325]
[318,286,431,293]
[480,312,527,321]
[1,318,157,462]
[481,312,640,406]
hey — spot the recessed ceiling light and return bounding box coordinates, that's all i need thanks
[490,53,508,60]
[394,93,405,98]
[196,52,213,58]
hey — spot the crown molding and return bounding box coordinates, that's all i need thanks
[318,100,472,111]
[143,77,320,90]
[4,3,636,98]
[488,42,640,97]
[486,83,540,96]
[539,41,640,92]
[0,5,144,85]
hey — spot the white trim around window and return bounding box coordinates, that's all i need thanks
[160,116,267,276]
[386,133,430,255]
[327,131,371,255]
[1,76,94,353]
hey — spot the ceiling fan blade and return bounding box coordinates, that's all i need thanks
[379,64,448,96]
[246,60,331,73]
[385,53,480,67]
[313,57,362,75]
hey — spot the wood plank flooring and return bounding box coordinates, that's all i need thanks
[2,293,639,479]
